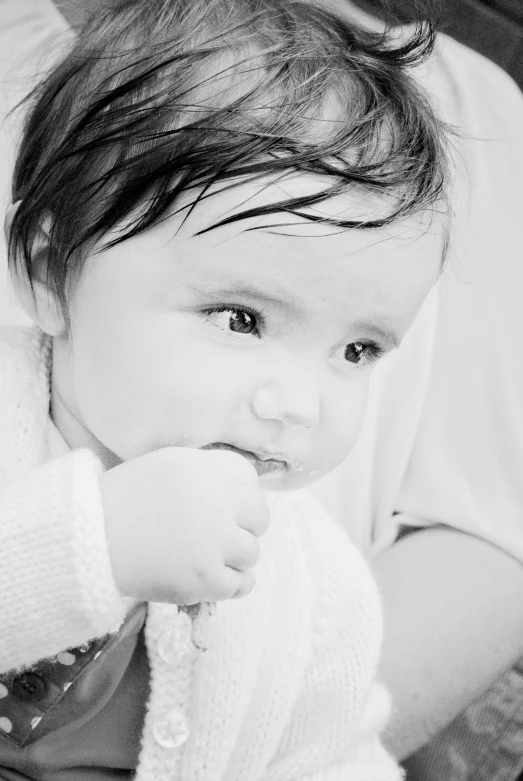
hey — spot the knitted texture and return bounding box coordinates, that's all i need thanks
[0,327,126,671]
[0,326,402,781]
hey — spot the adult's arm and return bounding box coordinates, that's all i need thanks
[373,527,523,760]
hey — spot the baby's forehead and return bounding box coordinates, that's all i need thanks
[82,191,442,357]
[129,183,441,288]
[155,173,417,242]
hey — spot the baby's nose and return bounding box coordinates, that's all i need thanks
[250,378,320,429]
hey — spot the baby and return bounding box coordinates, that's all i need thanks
[0,0,448,778]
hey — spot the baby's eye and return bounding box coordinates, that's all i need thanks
[204,307,259,336]
[344,342,382,365]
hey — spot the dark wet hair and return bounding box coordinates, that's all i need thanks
[8,0,449,311]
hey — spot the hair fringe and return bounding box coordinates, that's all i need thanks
[9,0,449,310]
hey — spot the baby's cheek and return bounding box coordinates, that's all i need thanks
[321,385,369,463]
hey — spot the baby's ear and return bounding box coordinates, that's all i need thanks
[5,202,67,337]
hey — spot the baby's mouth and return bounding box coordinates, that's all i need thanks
[201,442,287,478]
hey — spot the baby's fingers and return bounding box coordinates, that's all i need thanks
[236,489,271,537]
[210,567,255,601]
[225,528,260,572]
[231,570,256,600]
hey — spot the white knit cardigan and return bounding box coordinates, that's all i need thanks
[0,326,401,781]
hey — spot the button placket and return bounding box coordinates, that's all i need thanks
[157,625,194,666]
[151,608,196,752]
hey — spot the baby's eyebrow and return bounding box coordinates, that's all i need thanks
[187,282,289,309]
[349,319,401,350]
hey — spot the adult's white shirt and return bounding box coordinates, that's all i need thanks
[313,34,523,564]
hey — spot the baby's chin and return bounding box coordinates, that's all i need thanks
[101,437,329,490]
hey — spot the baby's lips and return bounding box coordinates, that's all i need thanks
[251,459,286,477]
[201,442,287,477]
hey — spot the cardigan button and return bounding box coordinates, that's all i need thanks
[0,718,12,734]
[56,651,76,666]
[12,672,47,703]
[158,627,193,665]
[152,709,190,749]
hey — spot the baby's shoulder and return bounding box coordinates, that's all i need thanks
[0,325,50,383]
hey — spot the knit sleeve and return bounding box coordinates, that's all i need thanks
[264,491,402,781]
[0,449,126,673]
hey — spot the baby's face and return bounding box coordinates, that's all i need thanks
[50,177,443,489]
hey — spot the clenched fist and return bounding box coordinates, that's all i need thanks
[99,447,270,605]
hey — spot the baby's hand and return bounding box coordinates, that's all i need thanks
[99,447,270,605]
